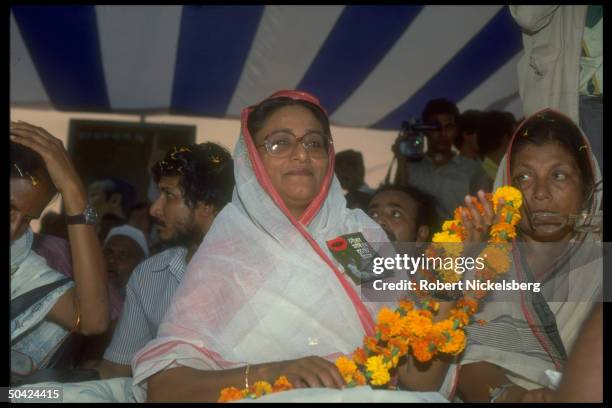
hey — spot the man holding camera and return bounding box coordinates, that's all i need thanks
[393,98,490,223]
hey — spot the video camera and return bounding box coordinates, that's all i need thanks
[393,119,440,161]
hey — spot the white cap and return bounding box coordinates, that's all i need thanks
[104,225,149,258]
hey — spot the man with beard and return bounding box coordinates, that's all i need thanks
[84,143,234,379]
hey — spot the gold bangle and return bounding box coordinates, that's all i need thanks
[71,297,81,333]
[245,364,250,389]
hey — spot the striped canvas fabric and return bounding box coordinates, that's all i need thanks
[10,5,524,129]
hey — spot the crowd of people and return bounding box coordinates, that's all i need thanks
[9,5,602,403]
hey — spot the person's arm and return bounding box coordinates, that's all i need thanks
[146,356,345,402]
[393,155,410,186]
[554,303,602,402]
[459,360,562,403]
[508,5,560,33]
[10,121,109,335]
[93,276,151,378]
[457,361,527,402]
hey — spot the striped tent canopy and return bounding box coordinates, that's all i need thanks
[10,5,524,130]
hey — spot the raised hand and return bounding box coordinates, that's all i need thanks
[460,190,504,243]
[10,120,86,214]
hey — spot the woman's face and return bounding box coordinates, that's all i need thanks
[10,176,55,243]
[511,142,585,242]
[253,105,329,217]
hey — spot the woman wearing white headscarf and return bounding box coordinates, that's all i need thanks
[131,90,481,402]
[456,109,603,402]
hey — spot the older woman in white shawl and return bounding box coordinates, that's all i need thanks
[456,109,603,402]
[131,90,491,402]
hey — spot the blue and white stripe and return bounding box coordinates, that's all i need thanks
[11,5,524,129]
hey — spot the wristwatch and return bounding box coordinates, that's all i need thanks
[65,205,98,225]
[489,383,516,403]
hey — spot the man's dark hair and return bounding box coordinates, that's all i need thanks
[335,149,365,184]
[456,109,482,149]
[345,190,373,211]
[152,143,234,212]
[10,141,56,194]
[477,110,516,157]
[372,184,439,236]
[421,98,460,125]
[246,97,331,142]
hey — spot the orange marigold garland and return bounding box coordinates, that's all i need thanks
[329,185,522,388]
[218,376,294,402]
[219,186,522,399]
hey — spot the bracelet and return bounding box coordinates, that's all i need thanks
[489,383,516,403]
[244,364,250,389]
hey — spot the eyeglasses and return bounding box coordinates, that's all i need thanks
[256,130,332,158]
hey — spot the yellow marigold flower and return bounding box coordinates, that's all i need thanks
[493,186,522,211]
[442,220,464,234]
[377,307,402,337]
[411,338,434,362]
[366,355,391,386]
[336,356,358,384]
[501,206,522,226]
[388,337,409,356]
[272,376,293,392]
[481,245,511,274]
[432,319,454,337]
[218,387,246,402]
[388,354,399,369]
[380,347,399,369]
[252,381,273,397]
[432,231,463,243]
[449,309,470,327]
[490,222,517,240]
[438,329,466,355]
[404,310,434,337]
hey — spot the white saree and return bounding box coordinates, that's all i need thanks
[131,90,454,402]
